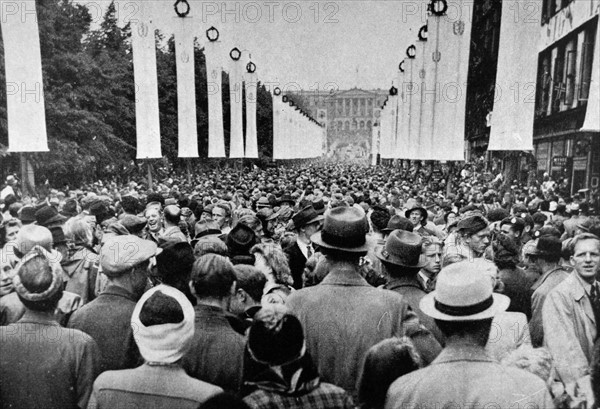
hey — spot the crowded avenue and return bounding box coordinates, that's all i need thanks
[1,0,600,408]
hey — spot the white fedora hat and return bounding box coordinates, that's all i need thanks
[420,259,509,321]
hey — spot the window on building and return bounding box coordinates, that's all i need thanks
[564,40,577,106]
[338,120,343,129]
[579,22,597,102]
[344,121,350,130]
[360,121,365,129]
[367,120,372,129]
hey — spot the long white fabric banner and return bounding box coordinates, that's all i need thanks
[581,18,599,132]
[228,58,245,158]
[429,2,471,161]
[489,0,541,150]
[1,0,48,152]
[205,41,226,158]
[245,73,259,158]
[174,18,199,157]
[131,2,161,159]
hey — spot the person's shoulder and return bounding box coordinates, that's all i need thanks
[387,365,432,394]
[184,376,223,399]
[93,368,138,389]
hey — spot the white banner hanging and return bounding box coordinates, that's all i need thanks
[407,42,425,160]
[174,17,199,157]
[228,54,245,158]
[429,2,471,161]
[205,40,226,158]
[1,0,48,152]
[489,0,541,150]
[131,3,161,159]
[581,17,600,132]
[245,72,259,158]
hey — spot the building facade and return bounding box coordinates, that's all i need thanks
[290,88,388,162]
[533,0,599,195]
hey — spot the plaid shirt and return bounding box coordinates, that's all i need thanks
[243,383,354,409]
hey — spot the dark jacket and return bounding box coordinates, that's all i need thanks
[68,285,142,373]
[384,276,445,345]
[498,266,534,319]
[182,304,246,393]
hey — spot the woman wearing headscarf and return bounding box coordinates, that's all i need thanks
[242,304,354,409]
[87,285,222,409]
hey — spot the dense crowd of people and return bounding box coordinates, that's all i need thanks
[0,160,599,409]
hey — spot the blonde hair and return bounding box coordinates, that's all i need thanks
[64,218,93,247]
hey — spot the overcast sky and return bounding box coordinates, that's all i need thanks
[78,0,427,92]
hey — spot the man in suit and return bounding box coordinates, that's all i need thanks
[287,206,441,399]
[284,206,323,289]
[543,233,599,385]
[385,260,553,409]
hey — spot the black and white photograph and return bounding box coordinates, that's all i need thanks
[0,0,599,408]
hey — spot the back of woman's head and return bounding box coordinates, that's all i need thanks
[64,218,93,247]
[358,337,422,409]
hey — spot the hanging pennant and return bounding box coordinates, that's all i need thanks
[1,0,48,152]
[131,2,161,159]
[174,17,199,157]
[489,0,541,150]
[205,31,226,158]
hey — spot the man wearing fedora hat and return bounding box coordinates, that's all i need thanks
[377,230,444,344]
[385,260,553,408]
[284,205,323,289]
[287,206,441,399]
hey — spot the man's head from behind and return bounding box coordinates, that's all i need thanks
[420,259,510,346]
[100,235,159,299]
[13,246,63,313]
[230,264,266,315]
[190,254,236,304]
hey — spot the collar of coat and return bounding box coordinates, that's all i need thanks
[319,264,369,287]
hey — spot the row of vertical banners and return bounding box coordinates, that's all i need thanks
[0,0,322,159]
[272,94,325,160]
[373,0,546,162]
[131,1,261,159]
